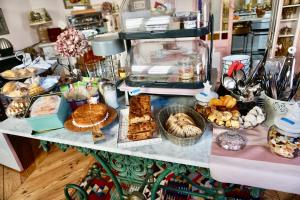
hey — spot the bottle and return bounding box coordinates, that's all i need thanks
[103,83,119,108]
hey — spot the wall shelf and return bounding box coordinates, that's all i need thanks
[278,34,295,37]
[282,4,300,8]
[280,18,298,22]
[119,27,210,40]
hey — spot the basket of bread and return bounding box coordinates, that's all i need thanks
[1,76,58,98]
[0,67,38,80]
[195,95,266,129]
[158,105,206,146]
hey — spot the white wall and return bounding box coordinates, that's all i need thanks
[1,0,123,50]
[1,0,38,50]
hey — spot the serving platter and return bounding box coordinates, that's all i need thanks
[1,77,58,98]
[1,67,48,81]
[195,96,266,130]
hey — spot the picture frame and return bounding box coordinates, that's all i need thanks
[63,0,91,9]
[0,8,9,35]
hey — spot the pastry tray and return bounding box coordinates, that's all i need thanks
[0,68,48,81]
[117,108,162,148]
[125,75,204,89]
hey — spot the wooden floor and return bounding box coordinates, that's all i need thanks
[0,146,95,200]
[1,146,300,200]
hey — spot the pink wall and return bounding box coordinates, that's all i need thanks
[296,35,300,73]
[0,0,122,50]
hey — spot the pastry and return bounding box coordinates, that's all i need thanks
[128,120,156,134]
[268,127,299,159]
[127,95,156,141]
[165,113,202,138]
[129,95,151,124]
[29,86,45,96]
[209,98,223,107]
[27,67,37,74]
[6,98,30,118]
[196,95,266,129]
[1,70,16,78]
[72,103,109,127]
[240,106,265,128]
[2,82,17,93]
[18,69,29,77]
[182,124,202,137]
[127,130,154,141]
[8,87,29,98]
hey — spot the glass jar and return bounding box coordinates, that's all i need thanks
[103,83,119,108]
[268,125,300,159]
[184,14,197,29]
[178,60,194,80]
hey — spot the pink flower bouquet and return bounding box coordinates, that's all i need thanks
[56,28,88,57]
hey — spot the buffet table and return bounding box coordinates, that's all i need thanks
[0,95,299,199]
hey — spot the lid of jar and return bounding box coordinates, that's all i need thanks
[195,81,218,103]
[274,104,300,137]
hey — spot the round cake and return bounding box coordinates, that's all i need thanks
[72,103,109,128]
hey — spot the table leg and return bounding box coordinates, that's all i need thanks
[39,141,264,199]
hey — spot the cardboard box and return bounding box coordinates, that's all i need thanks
[26,93,71,132]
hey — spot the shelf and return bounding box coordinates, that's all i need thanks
[119,27,210,40]
[280,18,298,22]
[282,4,300,8]
[278,34,295,37]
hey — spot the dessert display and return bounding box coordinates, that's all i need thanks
[1,76,58,98]
[0,67,37,80]
[158,105,206,146]
[6,98,30,118]
[239,106,265,128]
[165,113,202,138]
[64,103,117,142]
[268,126,300,159]
[2,81,29,98]
[72,104,109,128]
[195,95,265,129]
[128,95,156,141]
[30,95,61,117]
[216,131,247,151]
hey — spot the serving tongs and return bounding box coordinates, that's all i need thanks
[245,48,268,87]
[276,47,296,99]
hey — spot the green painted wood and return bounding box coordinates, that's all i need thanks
[64,184,88,200]
[91,151,124,200]
[37,141,263,199]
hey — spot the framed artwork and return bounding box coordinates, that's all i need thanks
[0,9,9,35]
[63,0,90,9]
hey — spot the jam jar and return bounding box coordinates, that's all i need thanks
[178,60,194,80]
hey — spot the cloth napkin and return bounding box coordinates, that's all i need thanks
[210,125,300,194]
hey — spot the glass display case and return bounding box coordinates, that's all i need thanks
[125,38,208,88]
[119,0,211,39]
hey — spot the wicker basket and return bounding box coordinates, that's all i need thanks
[157,105,206,146]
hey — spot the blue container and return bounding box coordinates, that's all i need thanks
[26,94,71,132]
